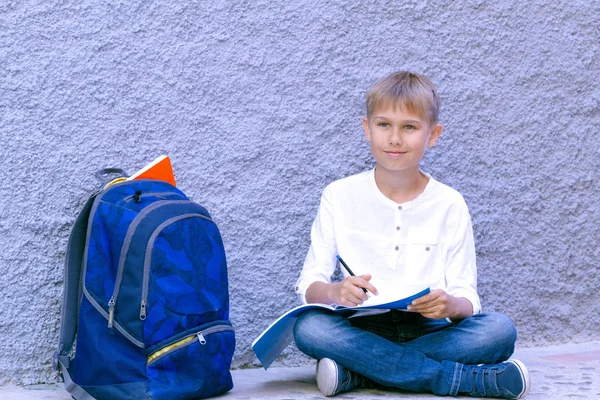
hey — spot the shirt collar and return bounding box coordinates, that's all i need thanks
[368,167,435,210]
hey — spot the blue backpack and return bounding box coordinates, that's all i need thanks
[54,170,235,399]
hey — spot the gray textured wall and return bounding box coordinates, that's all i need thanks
[1,0,599,385]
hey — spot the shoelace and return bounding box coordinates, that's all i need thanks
[338,367,357,393]
[338,366,374,393]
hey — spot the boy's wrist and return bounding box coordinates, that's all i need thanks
[450,296,474,320]
[306,281,339,305]
[327,282,340,304]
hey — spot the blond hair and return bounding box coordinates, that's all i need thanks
[365,71,440,125]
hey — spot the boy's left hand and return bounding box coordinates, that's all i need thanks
[407,289,472,320]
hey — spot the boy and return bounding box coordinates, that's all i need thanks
[293,71,529,399]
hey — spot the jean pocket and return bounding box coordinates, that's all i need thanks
[147,323,235,399]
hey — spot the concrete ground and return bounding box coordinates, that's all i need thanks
[2,341,599,399]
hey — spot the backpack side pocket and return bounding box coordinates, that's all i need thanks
[147,322,235,399]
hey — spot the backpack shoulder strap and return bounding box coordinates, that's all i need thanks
[54,168,128,371]
[54,193,97,370]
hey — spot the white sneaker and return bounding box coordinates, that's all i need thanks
[316,358,357,397]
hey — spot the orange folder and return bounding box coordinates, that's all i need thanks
[127,155,176,187]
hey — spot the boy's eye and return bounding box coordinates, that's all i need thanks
[404,125,416,130]
[378,122,390,128]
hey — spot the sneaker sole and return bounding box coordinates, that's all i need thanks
[507,359,530,399]
[316,358,339,397]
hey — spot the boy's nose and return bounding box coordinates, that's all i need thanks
[389,131,402,146]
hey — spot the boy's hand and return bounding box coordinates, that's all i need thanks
[331,274,378,307]
[407,289,473,320]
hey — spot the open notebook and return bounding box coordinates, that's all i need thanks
[251,287,430,369]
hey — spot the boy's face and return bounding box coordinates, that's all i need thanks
[362,105,442,176]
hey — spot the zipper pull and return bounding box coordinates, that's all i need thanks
[132,190,142,203]
[139,300,147,320]
[197,332,206,345]
[107,297,116,334]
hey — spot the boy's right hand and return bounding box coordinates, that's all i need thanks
[331,274,378,307]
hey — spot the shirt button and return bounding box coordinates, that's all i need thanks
[395,246,399,251]
[398,206,402,210]
[396,226,400,231]
[426,247,430,251]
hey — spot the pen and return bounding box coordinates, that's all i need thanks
[336,255,369,294]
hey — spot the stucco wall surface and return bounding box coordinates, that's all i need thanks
[0,0,599,385]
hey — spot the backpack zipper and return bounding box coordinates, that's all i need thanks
[139,213,215,320]
[122,191,181,205]
[107,199,190,331]
[146,324,234,366]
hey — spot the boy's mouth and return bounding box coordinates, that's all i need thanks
[384,150,407,156]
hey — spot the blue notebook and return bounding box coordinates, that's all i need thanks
[251,287,430,369]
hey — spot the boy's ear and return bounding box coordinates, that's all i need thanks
[362,118,371,142]
[427,124,443,147]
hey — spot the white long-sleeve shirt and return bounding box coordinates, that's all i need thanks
[295,168,482,314]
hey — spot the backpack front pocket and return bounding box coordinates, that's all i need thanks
[147,323,235,400]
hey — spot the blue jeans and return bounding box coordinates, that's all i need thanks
[293,310,516,396]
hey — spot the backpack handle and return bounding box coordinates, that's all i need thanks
[94,168,128,187]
